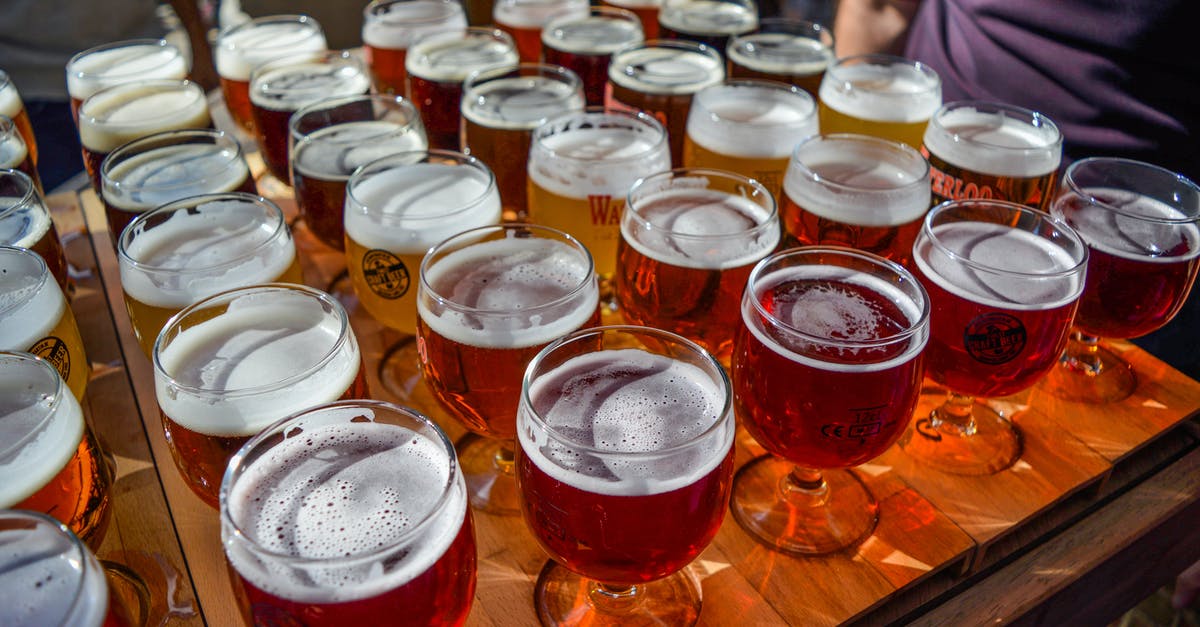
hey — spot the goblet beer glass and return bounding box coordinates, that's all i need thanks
[617,168,779,363]
[418,224,600,514]
[0,169,68,291]
[727,18,835,96]
[1046,158,1200,403]
[362,0,468,94]
[221,400,476,626]
[0,116,40,192]
[153,284,368,507]
[65,39,187,122]
[0,69,38,164]
[541,7,644,106]
[731,247,929,554]
[818,54,941,150]
[657,0,758,52]
[518,325,735,625]
[898,200,1088,475]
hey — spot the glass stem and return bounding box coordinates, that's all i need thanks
[1061,330,1106,376]
[588,581,642,614]
[494,441,516,476]
[930,391,978,437]
[780,466,830,508]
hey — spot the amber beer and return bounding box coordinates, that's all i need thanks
[780,133,931,265]
[0,247,90,401]
[0,170,68,292]
[922,101,1063,210]
[345,151,502,335]
[406,28,519,150]
[290,94,429,250]
[657,0,758,52]
[727,18,835,96]
[493,0,589,62]
[461,63,585,220]
[818,54,942,150]
[0,353,112,551]
[65,39,187,122]
[215,15,327,134]
[154,285,368,507]
[119,193,302,358]
[0,116,42,192]
[541,7,644,106]
[602,0,662,39]
[363,0,467,94]
[607,39,725,165]
[682,79,818,199]
[221,401,476,626]
[0,70,38,164]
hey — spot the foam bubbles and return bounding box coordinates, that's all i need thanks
[0,516,109,627]
[528,125,668,198]
[1056,187,1200,263]
[924,105,1061,178]
[216,22,327,81]
[78,83,210,153]
[461,76,585,130]
[782,138,930,227]
[819,61,940,123]
[406,33,518,82]
[363,0,466,49]
[0,194,52,249]
[250,63,372,112]
[0,252,65,351]
[67,44,188,100]
[658,0,758,36]
[609,45,725,95]
[623,186,779,270]
[103,144,251,212]
[542,13,643,54]
[727,32,833,76]
[294,121,428,180]
[0,359,84,508]
[688,83,817,159]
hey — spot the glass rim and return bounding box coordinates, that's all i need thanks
[609,38,725,91]
[419,222,596,316]
[289,92,423,140]
[364,0,466,23]
[217,13,323,49]
[1063,157,1200,225]
[927,100,1063,153]
[0,168,39,221]
[625,167,779,240]
[346,148,498,219]
[693,78,816,125]
[219,399,461,568]
[250,49,366,94]
[543,4,643,34]
[66,38,179,80]
[612,36,722,62]
[0,509,97,617]
[0,351,68,461]
[101,128,245,192]
[531,107,667,164]
[520,324,734,458]
[789,133,931,194]
[78,78,206,129]
[0,69,10,91]
[0,245,51,320]
[826,53,942,95]
[0,115,15,139]
[463,62,583,104]
[152,283,353,399]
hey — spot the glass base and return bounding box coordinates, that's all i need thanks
[730,457,877,555]
[379,335,423,400]
[534,560,702,627]
[456,433,520,516]
[897,396,1022,476]
[1044,342,1137,404]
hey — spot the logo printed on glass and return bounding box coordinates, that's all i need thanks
[363,249,410,299]
[963,312,1026,365]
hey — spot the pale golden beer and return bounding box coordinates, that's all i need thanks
[922,101,1063,210]
[0,246,90,401]
[818,54,942,150]
[65,39,188,122]
[0,169,68,291]
[118,193,302,358]
[726,18,835,96]
[0,69,38,164]
[682,79,817,199]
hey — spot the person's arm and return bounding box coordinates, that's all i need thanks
[833,0,922,57]
[168,0,219,91]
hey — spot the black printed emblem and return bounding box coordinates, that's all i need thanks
[362,249,410,300]
[30,336,71,382]
[963,312,1026,365]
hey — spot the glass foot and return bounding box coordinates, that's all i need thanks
[456,433,520,516]
[1044,343,1137,404]
[898,396,1022,476]
[534,560,702,627]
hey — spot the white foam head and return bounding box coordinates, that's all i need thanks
[154,287,361,437]
[528,112,670,199]
[658,0,758,37]
[250,59,372,112]
[0,192,52,250]
[623,184,779,269]
[494,0,589,29]
[77,81,211,153]
[542,10,644,54]
[66,41,188,100]
[103,138,251,212]
[519,347,733,495]
[609,43,725,95]
[0,511,109,627]
[294,121,429,180]
[0,354,84,508]
[346,160,502,253]
[0,81,23,118]
[687,81,817,159]
[406,30,519,82]
[216,18,327,82]
[819,55,941,123]
[0,248,64,350]
[461,73,585,130]
[923,102,1062,178]
[362,0,467,49]
[1054,186,1200,264]
[782,135,931,227]
[0,123,28,170]
[727,30,833,76]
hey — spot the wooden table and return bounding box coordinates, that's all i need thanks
[53,185,1200,626]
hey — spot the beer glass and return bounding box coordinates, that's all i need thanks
[617,168,778,363]
[602,0,662,39]
[101,129,258,247]
[250,51,372,184]
[221,400,476,626]
[118,193,303,358]
[291,94,428,251]
[1046,158,1200,403]
[0,69,37,164]
[541,6,644,106]
[215,14,327,134]
[406,28,519,150]
[727,18,835,97]
[461,63,585,220]
[0,169,68,291]
[77,79,211,195]
[0,352,112,548]
[493,0,590,62]
[658,0,758,52]
[0,116,41,193]
[682,79,817,199]
[65,39,187,122]
[0,247,89,401]
[518,325,735,625]
[818,54,941,150]
[731,247,929,554]
[153,284,368,507]
[780,133,931,265]
[418,224,600,514]
[363,0,468,95]
[527,108,669,290]
[898,200,1087,475]
[607,39,725,165]
[923,101,1063,210]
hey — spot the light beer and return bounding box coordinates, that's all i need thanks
[657,0,758,52]
[726,18,835,96]
[0,70,37,165]
[65,39,187,121]
[363,0,467,94]
[682,79,818,198]
[0,170,67,292]
[154,285,368,507]
[0,116,42,192]
[541,7,644,105]
[818,54,942,150]
[922,101,1062,210]
[780,133,931,265]
[493,0,589,62]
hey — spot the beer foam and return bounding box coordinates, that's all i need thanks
[155,290,360,436]
[406,33,518,82]
[362,1,466,49]
[461,76,585,130]
[0,362,84,507]
[1057,187,1200,263]
[609,45,725,95]
[78,83,210,153]
[658,0,758,36]
[0,132,27,170]
[528,125,668,197]
[0,84,22,118]
[687,84,817,159]
[0,195,52,249]
[914,221,1084,310]
[623,187,779,270]
[519,348,733,496]
[418,237,598,348]
[542,13,644,54]
[103,143,251,212]
[216,22,327,81]
[924,105,1061,178]
[0,254,65,350]
[0,515,109,627]
[250,63,372,112]
[727,32,834,76]
[66,44,188,100]
[294,121,429,180]
[494,0,588,28]
[742,265,927,373]
[224,420,468,604]
[119,199,297,309]
[345,162,501,253]
[819,62,941,123]
[782,140,930,227]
